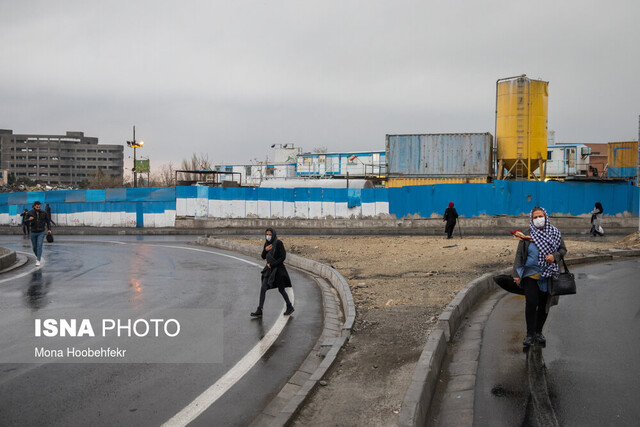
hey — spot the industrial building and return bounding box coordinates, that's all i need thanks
[0,129,124,187]
[545,144,591,178]
[584,143,608,177]
[296,151,386,178]
[212,145,300,186]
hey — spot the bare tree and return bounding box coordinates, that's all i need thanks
[313,146,328,154]
[146,162,177,187]
[158,162,176,187]
[179,153,213,182]
[83,168,124,189]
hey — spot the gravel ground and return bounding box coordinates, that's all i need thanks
[232,233,639,426]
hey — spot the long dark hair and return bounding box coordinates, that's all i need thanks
[595,202,603,213]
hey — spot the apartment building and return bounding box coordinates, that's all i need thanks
[0,129,124,186]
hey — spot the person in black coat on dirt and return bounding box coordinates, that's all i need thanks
[251,228,294,317]
[443,202,458,239]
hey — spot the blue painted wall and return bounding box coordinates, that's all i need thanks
[387,180,638,218]
[0,187,176,227]
[1,181,638,225]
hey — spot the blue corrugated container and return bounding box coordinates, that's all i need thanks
[608,166,636,178]
[386,133,493,177]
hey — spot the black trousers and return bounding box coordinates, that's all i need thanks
[445,220,456,238]
[258,278,292,310]
[522,276,549,335]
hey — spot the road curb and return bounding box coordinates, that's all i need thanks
[0,247,17,271]
[195,237,356,427]
[399,248,640,427]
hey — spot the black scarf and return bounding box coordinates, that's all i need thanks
[264,227,278,260]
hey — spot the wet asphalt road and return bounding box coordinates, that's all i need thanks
[0,235,322,426]
[475,258,640,426]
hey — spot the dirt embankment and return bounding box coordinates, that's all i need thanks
[232,234,638,426]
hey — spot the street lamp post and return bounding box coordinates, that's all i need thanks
[126,126,144,188]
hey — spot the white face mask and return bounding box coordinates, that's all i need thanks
[533,217,545,229]
[266,235,272,242]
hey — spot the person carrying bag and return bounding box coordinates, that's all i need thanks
[512,207,567,347]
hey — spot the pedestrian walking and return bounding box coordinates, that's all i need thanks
[20,208,30,236]
[443,202,458,239]
[45,203,57,226]
[589,202,604,236]
[26,201,52,267]
[512,206,567,347]
[251,228,294,317]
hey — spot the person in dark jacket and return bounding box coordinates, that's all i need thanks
[20,208,30,236]
[443,202,458,239]
[45,203,57,226]
[26,201,52,266]
[512,206,567,347]
[251,228,294,317]
[589,202,603,236]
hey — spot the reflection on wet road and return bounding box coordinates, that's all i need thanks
[476,259,640,426]
[0,235,322,426]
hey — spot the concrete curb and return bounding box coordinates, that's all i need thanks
[399,248,640,427]
[0,247,17,271]
[195,237,356,426]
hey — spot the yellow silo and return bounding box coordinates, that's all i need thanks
[495,75,549,180]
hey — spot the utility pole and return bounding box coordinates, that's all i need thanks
[126,126,144,188]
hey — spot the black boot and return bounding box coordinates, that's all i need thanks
[250,308,263,318]
[284,305,295,316]
[522,335,534,347]
[534,332,546,345]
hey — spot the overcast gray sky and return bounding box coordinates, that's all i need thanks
[1,0,639,168]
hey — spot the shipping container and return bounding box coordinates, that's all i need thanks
[607,141,638,179]
[385,176,490,188]
[386,133,493,178]
[608,141,638,168]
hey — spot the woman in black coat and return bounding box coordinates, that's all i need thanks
[443,202,458,239]
[251,228,294,317]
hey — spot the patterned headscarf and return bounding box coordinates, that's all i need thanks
[529,207,562,278]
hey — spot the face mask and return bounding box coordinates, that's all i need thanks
[266,235,272,242]
[533,217,545,229]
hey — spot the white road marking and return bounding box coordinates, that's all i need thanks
[5,239,294,424]
[153,243,294,426]
[162,291,293,427]
[155,244,262,267]
[104,240,127,245]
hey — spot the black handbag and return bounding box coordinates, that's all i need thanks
[548,258,576,296]
[46,233,54,243]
